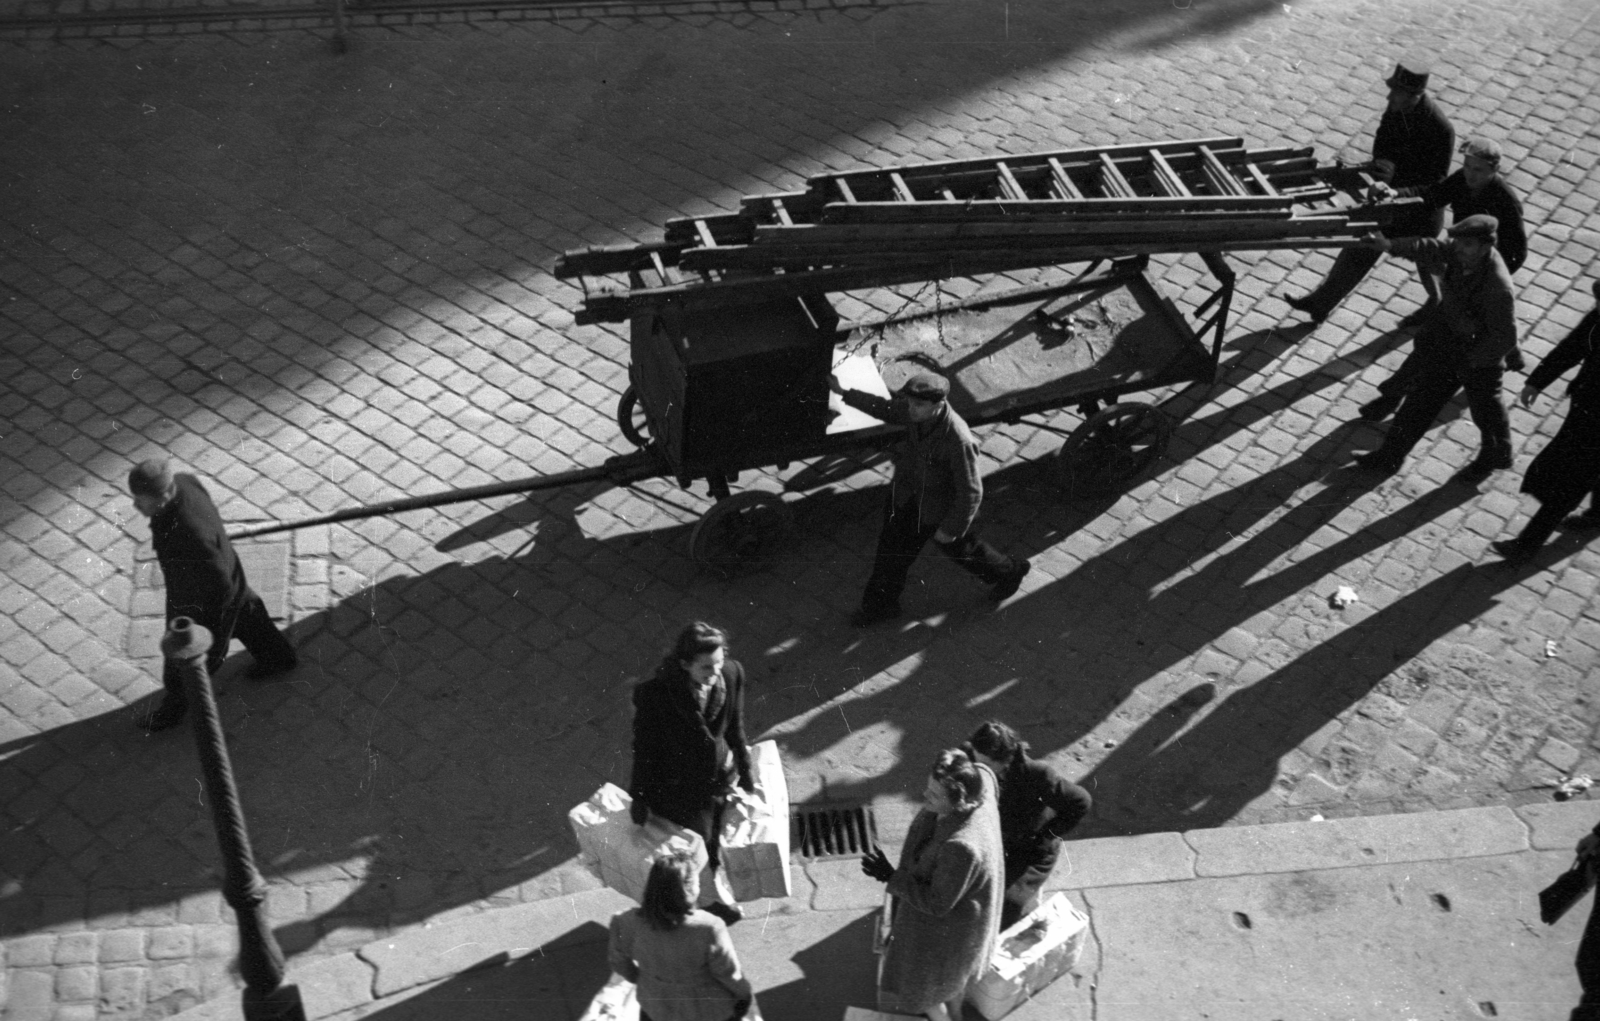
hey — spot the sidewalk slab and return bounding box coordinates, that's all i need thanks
[1518,801,1600,852]
[1050,832,1197,890]
[1186,805,1530,877]
[1081,851,1580,1021]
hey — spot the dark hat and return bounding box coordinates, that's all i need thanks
[128,458,174,498]
[1385,59,1431,93]
[1448,214,1499,241]
[1459,137,1503,165]
[897,372,950,402]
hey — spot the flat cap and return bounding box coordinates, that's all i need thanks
[1448,214,1499,241]
[1459,137,1503,165]
[897,372,950,401]
[1385,59,1431,93]
[128,458,174,497]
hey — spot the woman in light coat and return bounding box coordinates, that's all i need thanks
[862,748,1005,1021]
[607,851,755,1021]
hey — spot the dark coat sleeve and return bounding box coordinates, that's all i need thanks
[153,475,244,620]
[1487,181,1528,274]
[1039,774,1093,841]
[839,388,909,425]
[1528,309,1600,395]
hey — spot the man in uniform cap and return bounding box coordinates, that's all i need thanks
[1357,136,1529,392]
[1283,58,1456,324]
[828,370,1029,627]
[1352,214,1519,482]
[129,458,298,731]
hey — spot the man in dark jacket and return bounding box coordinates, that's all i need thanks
[1358,136,1530,399]
[829,371,1029,627]
[130,459,297,731]
[1491,280,1600,561]
[1284,59,1456,324]
[1352,215,1519,481]
[968,721,1092,929]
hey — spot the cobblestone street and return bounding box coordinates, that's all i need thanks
[2,0,1599,1016]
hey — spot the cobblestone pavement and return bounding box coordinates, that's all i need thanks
[2,0,1599,1016]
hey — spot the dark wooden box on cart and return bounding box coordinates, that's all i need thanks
[630,294,841,479]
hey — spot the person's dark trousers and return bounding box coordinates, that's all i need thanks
[1574,888,1600,1020]
[158,592,296,709]
[655,800,726,868]
[1300,207,1444,318]
[1373,363,1511,466]
[1375,318,1450,401]
[1000,862,1052,930]
[1514,476,1600,551]
[860,501,1015,612]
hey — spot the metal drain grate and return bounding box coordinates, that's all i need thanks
[791,803,879,861]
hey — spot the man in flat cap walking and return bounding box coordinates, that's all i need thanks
[1352,214,1518,482]
[1359,136,1531,419]
[129,458,298,731]
[829,371,1029,627]
[1284,58,1456,324]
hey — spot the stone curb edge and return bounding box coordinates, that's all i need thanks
[168,801,1600,1021]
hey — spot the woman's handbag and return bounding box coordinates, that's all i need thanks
[1541,855,1598,925]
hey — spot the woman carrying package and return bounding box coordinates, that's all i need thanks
[629,622,756,925]
[967,720,1093,928]
[607,851,756,1021]
[861,749,1005,1021]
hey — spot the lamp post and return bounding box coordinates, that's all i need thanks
[163,617,306,1021]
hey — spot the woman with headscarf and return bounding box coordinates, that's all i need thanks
[629,622,755,924]
[861,748,1005,1021]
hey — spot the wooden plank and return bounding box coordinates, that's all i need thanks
[1048,158,1084,199]
[816,195,1297,223]
[649,251,677,287]
[836,178,858,204]
[995,161,1028,201]
[1245,162,1280,196]
[772,198,794,226]
[1198,146,1249,197]
[889,172,916,203]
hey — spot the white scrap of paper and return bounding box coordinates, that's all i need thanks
[1329,586,1359,609]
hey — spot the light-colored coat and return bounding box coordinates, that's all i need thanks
[608,908,752,1021]
[879,764,1005,1013]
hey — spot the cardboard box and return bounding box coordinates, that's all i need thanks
[966,892,1089,1020]
[720,740,793,901]
[568,783,708,904]
[578,974,639,1021]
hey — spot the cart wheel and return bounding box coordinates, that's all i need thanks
[690,492,793,576]
[617,385,651,448]
[1055,402,1172,496]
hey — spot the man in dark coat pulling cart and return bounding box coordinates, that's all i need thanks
[1491,280,1600,562]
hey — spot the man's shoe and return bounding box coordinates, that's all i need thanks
[1504,348,1527,373]
[849,604,901,629]
[141,700,187,732]
[991,560,1031,602]
[1490,538,1538,562]
[1459,449,1514,483]
[703,902,743,926]
[1283,293,1327,325]
[246,656,298,681]
[1351,452,1401,477]
[1357,395,1401,422]
[1565,512,1600,531]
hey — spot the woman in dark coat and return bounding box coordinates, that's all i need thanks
[968,720,1093,928]
[861,749,1004,1021]
[1493,280,1600,561]
[630,622,755,924]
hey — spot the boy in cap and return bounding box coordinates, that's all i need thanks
[828,370,1029,627]
[1283,58,1456,324]
[1361,135,1528,360]
[129,459,298,730]
[1351,214,1518,482]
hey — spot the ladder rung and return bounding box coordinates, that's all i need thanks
[772,198,794,226]
[836,179,858,204]
[941,188,956,201]
[889,172,915,203]
[695,220,717,249]
[995,161,1027,201]
[1047,158,1083,200]
[1199,145,1249,197]
[649,251,676,287]
[1098,153,1136,199]
[1246,162,1280,196]
[1148,150,1191,198]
